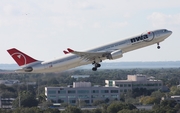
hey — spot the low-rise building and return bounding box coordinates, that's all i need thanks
[105,74,163,93]
[45,74,163,106]
[162,95,180,103]
[171,96,180,103]
[0,80,36,86]
[71,75,90,80]
[0,80,20,86]
[0,98,15,109]
[45,82,120,105]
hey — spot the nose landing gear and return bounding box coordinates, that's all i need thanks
[157,43,160,49]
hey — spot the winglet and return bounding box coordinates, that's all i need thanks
[63,50,69,54]
[67,48,74,53]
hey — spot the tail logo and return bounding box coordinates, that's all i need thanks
[11,52,27,66]
[7,48,38,66]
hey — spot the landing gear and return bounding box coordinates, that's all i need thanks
[92,67,97,71]
[92,63,101,71]
[157,43,160,49]
[92,58,102,71]
[95,63,101,68]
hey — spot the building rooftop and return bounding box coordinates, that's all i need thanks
[71,75,90,79]
[107,75,161,82]
[171,95,180,98]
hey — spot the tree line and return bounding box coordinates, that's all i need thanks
[0,68,180,112]
[0,100,180,113]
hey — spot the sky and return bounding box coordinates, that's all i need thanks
[0,0,180,64]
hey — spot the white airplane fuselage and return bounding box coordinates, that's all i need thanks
[11,29,172,73]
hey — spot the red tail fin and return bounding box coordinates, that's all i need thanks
[7,48,38,66]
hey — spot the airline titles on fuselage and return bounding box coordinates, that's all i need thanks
[130,34,148,43]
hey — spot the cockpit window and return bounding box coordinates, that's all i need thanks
[163,30,167,32]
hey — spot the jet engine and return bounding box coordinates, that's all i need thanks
[23,67,33,72]
[107,50,123,60]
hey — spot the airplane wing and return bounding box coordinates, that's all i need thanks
[63,48,114,61]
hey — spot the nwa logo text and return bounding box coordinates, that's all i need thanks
[130,34,148,43]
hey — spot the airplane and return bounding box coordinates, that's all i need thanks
[7,29,172,73]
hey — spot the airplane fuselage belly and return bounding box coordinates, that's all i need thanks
[33,58,81,73]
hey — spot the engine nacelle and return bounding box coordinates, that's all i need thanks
[24,67,33,72]
[107,50,123,60]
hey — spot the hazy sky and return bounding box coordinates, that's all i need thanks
[1,0,180,64]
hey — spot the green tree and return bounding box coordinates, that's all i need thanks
[91,108,102,113]
[82,110,92,113]
[140,96,158,105]
[0,84,17,98]
[41,100,53,109]
[118,109,153,113]
[0,109,12,113]
[47,78,59,85]
[92,100,105,106]
[62,106,82,113]
[13,91,38,108]
[37,94,46,103]
[107,102,136,113]
[170,86,180,95]
[152,100,180,113]
[43,108,60,113]
[151,90,164,98]
[132,88,154,98]
[118,109,136,113]
[12,107,42,113]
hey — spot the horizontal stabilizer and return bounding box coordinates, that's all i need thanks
[67,48,74,53]
[63,50,69,54]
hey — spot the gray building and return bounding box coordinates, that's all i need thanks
[45,82,120,105]
[105,74,163,93]
[0,98,15,109]
[0,80,20,86]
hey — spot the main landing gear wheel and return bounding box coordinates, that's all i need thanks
[96,63,101,68]
[157,43,160,49]
[92,63,101,71]
[92,67,97,71]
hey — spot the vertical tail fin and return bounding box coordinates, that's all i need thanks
[7,48,38,67]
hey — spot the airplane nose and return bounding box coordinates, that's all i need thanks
[167,30,172,36]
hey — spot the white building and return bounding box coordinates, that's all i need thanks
[171,96,180,103]
[0,80,20,86]
[162,95,180,103]
[45,82,120,105]
[71,75,90,80]
[0,80,36,86]
[105,74,163,93]
[0,98,15,109]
